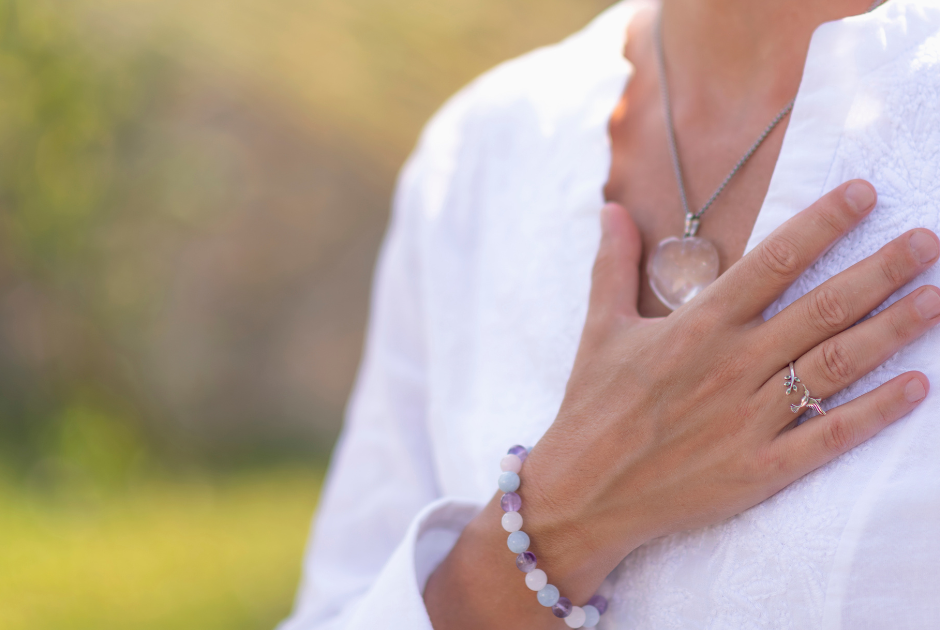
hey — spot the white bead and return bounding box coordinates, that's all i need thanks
[525,568,547,591]
[501,511,522,532]
[565,606,587,628]
[500,454,523,473]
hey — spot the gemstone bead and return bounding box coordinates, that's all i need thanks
[507,531,530,553]
[501,511,522,532]
[582,605,600,628]
[537,584,560,607]
[525,569,547,591]
[500,454,523,473]
[500,492,521,512]
[586,595,608,615]
[508,444,528,462]
[565,606,587,628]
[498,471,520,492]
[515,550,537,572]
[552,597,573,618]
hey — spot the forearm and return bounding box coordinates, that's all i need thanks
[424,495,547,629]
[424,446,627,629]
[425,495,604,629]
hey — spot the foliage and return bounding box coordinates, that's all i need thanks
[0,0,614,626]
[0,0,615,482]
[0,0,170,479]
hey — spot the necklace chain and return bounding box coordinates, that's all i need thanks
[655,0,887,238]
[654,16,793,238]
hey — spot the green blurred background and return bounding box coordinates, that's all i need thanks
[0,0,615,627]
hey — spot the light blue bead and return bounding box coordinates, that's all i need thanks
[537,584,560,607]
[507,530,530,553]
[582,605,601,627]
[498,471,520,492]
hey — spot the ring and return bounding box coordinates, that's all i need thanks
[784,361,826,415]
[784,362,801,395]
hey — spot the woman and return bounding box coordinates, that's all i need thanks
[282,0,940,627]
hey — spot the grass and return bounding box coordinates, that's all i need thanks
[0,467,323,630]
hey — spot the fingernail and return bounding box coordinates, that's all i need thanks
[910,230,939,264]
[905,378,927,403]
[844,181,876,214]
[915,288,940,319]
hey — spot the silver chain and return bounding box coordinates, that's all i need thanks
[655,0,887,238]
[654,16,793,237]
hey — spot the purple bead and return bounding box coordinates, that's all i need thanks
[500,491,521,512]
[552,597,573,618]
[507,444,528,462]
[515,551,537,573]
[587,595,608,615]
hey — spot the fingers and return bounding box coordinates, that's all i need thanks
[771,372,928,481]
[762,229,940,364]
[787,286,940,401]
[756,286,940,427]
[710,180,877,323]
[586,203,643,328]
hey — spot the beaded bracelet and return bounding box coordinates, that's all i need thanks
[498,445,608,628]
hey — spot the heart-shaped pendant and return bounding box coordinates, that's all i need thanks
[647,236,720,311]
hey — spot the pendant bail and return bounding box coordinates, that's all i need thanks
[684,213,701,238]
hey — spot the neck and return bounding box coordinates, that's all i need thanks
[659,0,877,114]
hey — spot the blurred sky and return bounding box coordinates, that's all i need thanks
[0,0,617,480]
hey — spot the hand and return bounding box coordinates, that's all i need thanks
[426,180,938,628]
[521,180,938,599]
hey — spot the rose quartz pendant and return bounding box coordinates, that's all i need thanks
[648,235,720,311]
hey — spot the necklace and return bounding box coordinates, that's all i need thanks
[647,13,794,311]
[648,0,889,311]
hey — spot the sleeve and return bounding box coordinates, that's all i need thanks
[277,111,482,630]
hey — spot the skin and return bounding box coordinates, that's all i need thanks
[425,0,939,627]
[606,0,885,317]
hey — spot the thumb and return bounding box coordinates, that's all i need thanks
[587,202,643,325]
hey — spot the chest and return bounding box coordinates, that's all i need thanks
[419,7,940,626]
[425,93,940,630]
[603,61,790,317]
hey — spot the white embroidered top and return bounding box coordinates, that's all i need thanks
[280,1,940,628]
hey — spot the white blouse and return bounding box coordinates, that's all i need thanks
[280,1,940,628]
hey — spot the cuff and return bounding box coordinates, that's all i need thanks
[345,497,481,628]
[281,497,481,630]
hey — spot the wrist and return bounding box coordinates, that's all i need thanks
[513,444,641,603]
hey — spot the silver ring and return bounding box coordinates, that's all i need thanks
[785,361,826,415]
